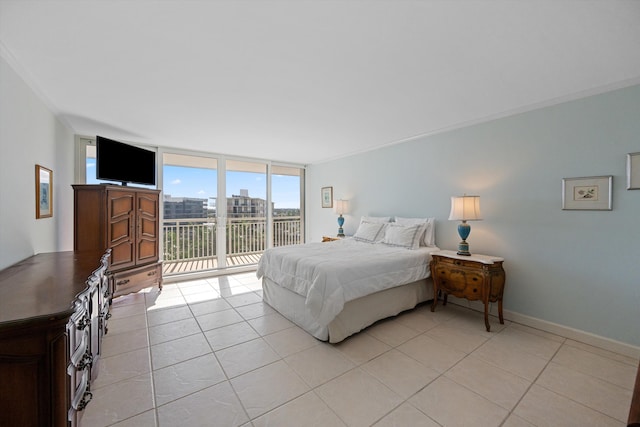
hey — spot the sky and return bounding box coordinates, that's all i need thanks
[87,160,300,209]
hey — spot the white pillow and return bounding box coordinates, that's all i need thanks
[381,223,426,250]
[359,216,391,225]
[394,217,435,246]
[353,221,387,243]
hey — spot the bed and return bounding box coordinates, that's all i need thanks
[256,217,438,343]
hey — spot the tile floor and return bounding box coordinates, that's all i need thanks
[80,272,638,427]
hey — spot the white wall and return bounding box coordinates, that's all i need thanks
[306,84,640,347]
[0,55,75,270]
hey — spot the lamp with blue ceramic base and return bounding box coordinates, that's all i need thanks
[335,199,349,237]
[448,195,481,256]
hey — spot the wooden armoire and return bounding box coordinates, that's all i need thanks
[73,184,163,298]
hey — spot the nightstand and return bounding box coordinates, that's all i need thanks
[430,250,506,331]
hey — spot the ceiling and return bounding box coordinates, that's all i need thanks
[1,1,640,165]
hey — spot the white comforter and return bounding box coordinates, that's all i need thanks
[256,238,438,327]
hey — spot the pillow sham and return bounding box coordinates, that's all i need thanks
[381,223,426,250]
[353,221,387,243]
[359,216,391,225]
[394,217,435,246]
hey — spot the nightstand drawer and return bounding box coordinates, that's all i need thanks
[434,266,484,300]
[436,256,480,269]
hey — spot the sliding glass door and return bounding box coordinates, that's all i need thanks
[271,165,303,247]
[162,153,218,275]
[224,160,267,268]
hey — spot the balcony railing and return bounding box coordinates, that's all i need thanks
[162,216,301,274]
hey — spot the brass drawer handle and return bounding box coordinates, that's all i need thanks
[147,270,156,277]
[117,279,130,286]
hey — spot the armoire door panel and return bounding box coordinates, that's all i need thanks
[109,240,134,269]
[109,193,134,218]
[137,195,158,218]
[139,217,157,238]
[137,239,158,262]
[109,218,132,244]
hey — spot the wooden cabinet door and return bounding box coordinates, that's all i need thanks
[136,192,159,265]
[107,190,135,270]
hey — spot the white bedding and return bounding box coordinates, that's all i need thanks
[256,238,439,327]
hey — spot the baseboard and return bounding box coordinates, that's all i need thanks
[446,297,640,359]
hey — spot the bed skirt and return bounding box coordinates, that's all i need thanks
[262,277,434,343]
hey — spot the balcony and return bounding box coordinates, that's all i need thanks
[162,216,301,276]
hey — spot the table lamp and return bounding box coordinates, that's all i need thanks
[335,199,349,237]
[448,195,482,255]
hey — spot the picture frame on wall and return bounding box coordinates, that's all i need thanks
[35,164,53,219]
[627,152,640,190]
[321,186,333,208]
[562,175,612,210]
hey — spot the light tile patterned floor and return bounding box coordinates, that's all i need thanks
[80,272,638,427]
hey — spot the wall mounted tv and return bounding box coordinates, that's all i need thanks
[96,136,156,186]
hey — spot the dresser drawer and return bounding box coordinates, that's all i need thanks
[111,262,162,298]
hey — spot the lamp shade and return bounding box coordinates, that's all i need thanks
[448,196,482,221]
[334,199,349,215]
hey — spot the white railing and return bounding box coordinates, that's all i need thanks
[163,216,301,264]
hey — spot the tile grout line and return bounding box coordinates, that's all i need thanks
[144,291,161,427]
[496,334,567,427]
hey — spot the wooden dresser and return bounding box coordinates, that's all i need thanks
[73,184,162,298]
[0,250,110,427]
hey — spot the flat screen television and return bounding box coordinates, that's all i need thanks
[96,136,156,186]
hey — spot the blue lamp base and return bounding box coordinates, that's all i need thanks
[337,215,345,237]
[457,221,471,256]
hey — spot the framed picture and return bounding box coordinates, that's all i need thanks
[562,175,612,210]
[35,164,53,218]
[627,152,640,190]
[321,186,333,208]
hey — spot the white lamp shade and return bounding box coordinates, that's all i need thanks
[334,199,349,215]
[448,196,482,221]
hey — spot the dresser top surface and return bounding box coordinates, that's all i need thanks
[0,251,105,325]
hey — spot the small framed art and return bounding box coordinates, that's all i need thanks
[627,152,640,190]
[321,186,333,208]
[562,175,612,210]
[35,164,53,218]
